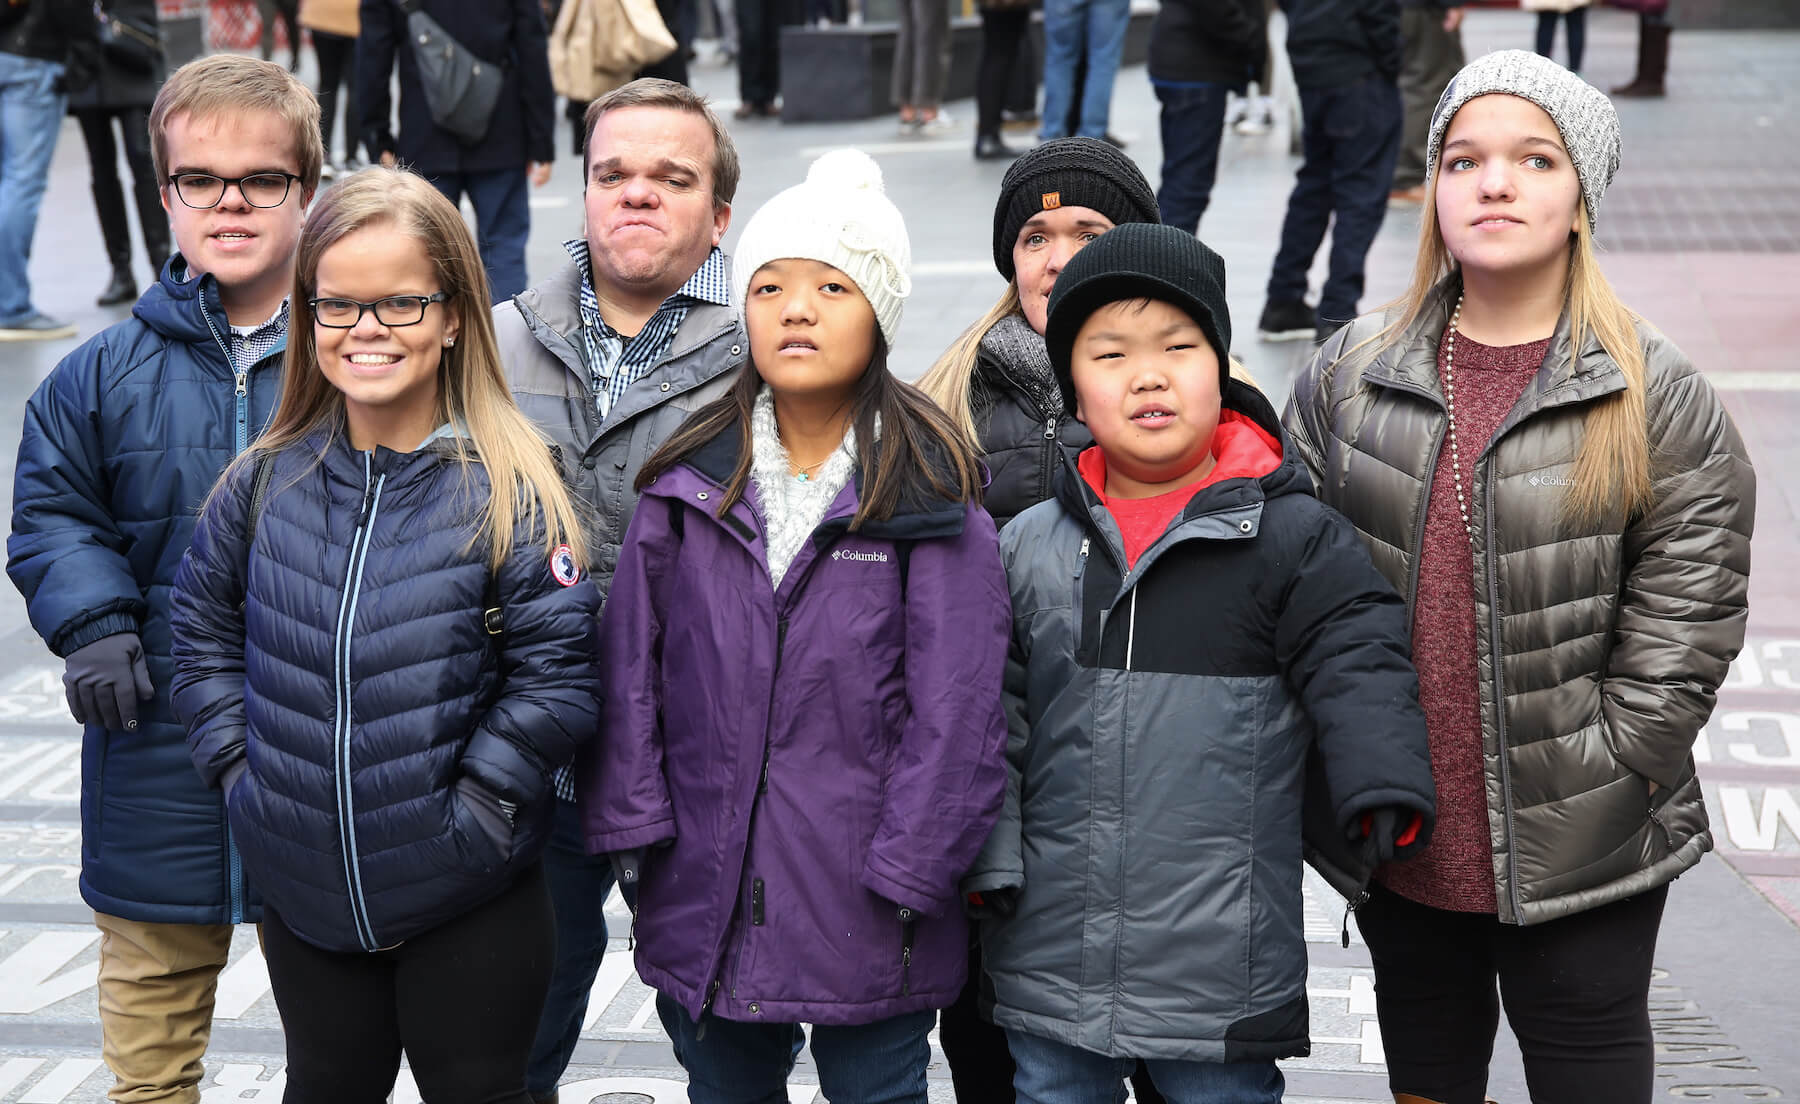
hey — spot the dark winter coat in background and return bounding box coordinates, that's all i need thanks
[357,0,556,175]
[967,380,1435,1062]
[1,0,94,63]
[1148,0,1269,88]
[7,263,282,926]
[65,0,164,111]
[1279,0,1402,89]
[169,432,601,953]
[581,423,1011,1027]
[1283,279,1756,926]
[971,340,1092,532]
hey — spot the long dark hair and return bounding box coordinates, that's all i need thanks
[637,337,984,528]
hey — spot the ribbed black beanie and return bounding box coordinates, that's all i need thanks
[1044,223,1232,415]
[992,138,1161,282]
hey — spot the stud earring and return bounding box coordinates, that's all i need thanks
[444,337,456,347]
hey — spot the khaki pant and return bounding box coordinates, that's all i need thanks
[1394,5,1467,189]
[93,912,235,1104]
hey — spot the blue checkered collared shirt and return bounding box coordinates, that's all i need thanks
[562,239,733,422]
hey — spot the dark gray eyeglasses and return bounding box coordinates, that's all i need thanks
[167,172,301,209]
[308,292,450,328]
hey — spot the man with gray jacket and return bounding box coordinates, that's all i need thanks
[492,77,743,1104]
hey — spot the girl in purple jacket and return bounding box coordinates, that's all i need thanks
[577,150,1012,1103]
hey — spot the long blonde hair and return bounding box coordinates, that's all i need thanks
[234,167,586,570]
[917,284,1023,443]
[1347,180,1651,525]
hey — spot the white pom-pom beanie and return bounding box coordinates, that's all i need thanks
[731,148,913,350]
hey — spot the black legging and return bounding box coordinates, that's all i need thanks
[312,29,360,161]
[1358,880,1669,1104]
[75,107,168,273]
[1534,8,1587,72]
[262,865,555,1104]
[976,7,1030,140]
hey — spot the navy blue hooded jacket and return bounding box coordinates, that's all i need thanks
[169,432,601,952]
[7,263,283,925]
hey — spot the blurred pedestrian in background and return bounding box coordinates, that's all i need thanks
[0,0,91,340]
[1259,0,1403,341]
[895,0,953,133]
[299,0,362,178]
[69,0,170,306]
[1610,0,1668,97]
[1390,0,1463,205]
[1525,0,1590,72]
[254,0,300,70]
[359,0,557,301]
[1040,0,1130,141]
[973,0,1034,159]
[1148,0,1269,233]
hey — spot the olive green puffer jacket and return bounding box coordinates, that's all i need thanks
[1283,280,1756,925]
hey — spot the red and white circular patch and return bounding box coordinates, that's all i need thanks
[550,544,580,587]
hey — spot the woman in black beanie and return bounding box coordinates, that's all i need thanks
[918,136,1166,1104]
[921,137,1159,534]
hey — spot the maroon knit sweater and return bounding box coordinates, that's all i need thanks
[1379,329,1550,914]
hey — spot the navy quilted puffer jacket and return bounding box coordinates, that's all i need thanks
[169,430,601,952]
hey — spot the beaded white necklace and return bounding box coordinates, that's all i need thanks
[1441,292,1474,543]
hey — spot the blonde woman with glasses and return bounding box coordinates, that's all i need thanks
[168,166,601,1104]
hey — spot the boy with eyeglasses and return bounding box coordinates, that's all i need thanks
[7,54,321,1104]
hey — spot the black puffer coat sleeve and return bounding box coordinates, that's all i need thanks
[169,459,258,789]
[459,527,602,804]
[1276,503,1436,840]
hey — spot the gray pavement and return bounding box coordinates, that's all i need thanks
[1,9,1797,1102]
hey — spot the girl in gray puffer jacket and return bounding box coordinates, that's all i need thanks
[1285,53,1755,1104]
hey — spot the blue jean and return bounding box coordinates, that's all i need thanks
[1266,75,1403,326]
[428,167,530,302]
[1038,0,1130,139]
[525,798,615,1097]
[657,995,933,1104]
[1154,81,1231,235]
[0,51,67,323]
[1006,1030,1286,1104]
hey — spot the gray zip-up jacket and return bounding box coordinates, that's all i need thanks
[1283,279,1756,926]
[968,382,1435,1062]
[494,258,745,596]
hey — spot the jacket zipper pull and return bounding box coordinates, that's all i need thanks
[696,978,720,1039]
[356,480,377,529]
[1075,537,1090,579]
[234,367,248,398]
[898,907,916,996]
[1043,416,1057,441]
[1342,889,1369,949]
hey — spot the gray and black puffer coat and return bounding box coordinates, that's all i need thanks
[169,431,602,952]
[970,314,1092,531]
[968,381,1436,1062]
[1283,279,1756,926]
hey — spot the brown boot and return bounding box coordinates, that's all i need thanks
[1612,21,1670,97]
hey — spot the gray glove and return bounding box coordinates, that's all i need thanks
[64,633,153,731]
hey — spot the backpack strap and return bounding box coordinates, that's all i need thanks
[245,452,275,548]
[483,573,504,643]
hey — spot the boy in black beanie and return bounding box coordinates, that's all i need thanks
[964,223,1436,1102]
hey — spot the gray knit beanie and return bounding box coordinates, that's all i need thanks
[1427,49,1621,232]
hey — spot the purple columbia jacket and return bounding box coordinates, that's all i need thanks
[579,425,1011,1027]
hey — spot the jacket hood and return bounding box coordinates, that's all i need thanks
[1055,377,1315,523]
[132,259,254,375]
[677,417,969,543]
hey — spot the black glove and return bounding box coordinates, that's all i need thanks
[63,633,154,731]
[1355,806,1422,867]
[965,887,1019,920]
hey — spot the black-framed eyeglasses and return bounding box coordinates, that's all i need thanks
[166,172,301,209]
[309,292,450,328]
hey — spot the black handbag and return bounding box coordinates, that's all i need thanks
[397,0,507,146]
[94,1,163,75]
